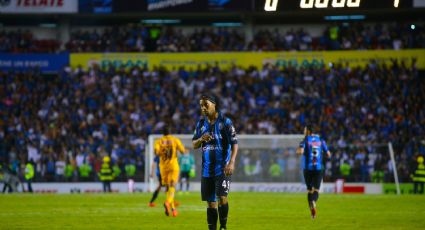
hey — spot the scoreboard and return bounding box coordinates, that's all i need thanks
[78,0,422,13]
[257,0,414,11]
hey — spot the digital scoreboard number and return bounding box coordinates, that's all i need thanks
[261,0,412,11]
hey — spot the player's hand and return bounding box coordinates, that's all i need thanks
[326,151,331,159]
[224,161,235,176]
[150,173,154,178]
[201,133,213,143]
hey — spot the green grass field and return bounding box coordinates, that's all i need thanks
[1,192,424,229]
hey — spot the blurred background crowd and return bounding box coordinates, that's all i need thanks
[1,22,424,53]
[1,56,424,183]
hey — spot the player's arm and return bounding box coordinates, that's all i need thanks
[297,141,305,155]
[192,120,212,149]
[176,138,186,154]
[224,118,238,176]
[193,134,213,149]
[322,140,331,158]
[224,143,238,176]
[154,139,160,155]
[150,159,156,178]
[296,147,303,155]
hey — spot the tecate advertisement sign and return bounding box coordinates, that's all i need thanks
[0,0,78,13]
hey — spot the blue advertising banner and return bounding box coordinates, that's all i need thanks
[0,54,69,73]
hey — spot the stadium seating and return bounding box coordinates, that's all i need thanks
[1,59,423,182]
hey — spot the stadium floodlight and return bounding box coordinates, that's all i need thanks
[394,0,400,7]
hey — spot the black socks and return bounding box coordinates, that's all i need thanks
[218,203,229,229]
[150,189,160,203]
[313,191,319,202]
[207,208,218,230]
[308,192,319,202]
[308,193,313,202]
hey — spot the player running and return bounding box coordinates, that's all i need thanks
[148,155,162,207]
[154,124,186,217]
[297,124,331,219]
[192,94,238,230]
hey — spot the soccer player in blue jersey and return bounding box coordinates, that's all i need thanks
[297,124,331,219]
[192,94,238,230]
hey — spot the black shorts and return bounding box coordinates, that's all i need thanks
[303,170,323,191]
[201,175,231,202]
[180,171,190,180]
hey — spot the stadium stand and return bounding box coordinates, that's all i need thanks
[0,59,424,182]
[1,22,424,53]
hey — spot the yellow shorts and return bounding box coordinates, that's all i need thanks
[160,166,180,185]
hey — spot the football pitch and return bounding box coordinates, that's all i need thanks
[1,192,424,230]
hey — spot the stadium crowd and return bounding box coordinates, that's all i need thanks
[250,22,425,51]
[1,22,424,53]
[65,23,425,52]
[0,58,424,183]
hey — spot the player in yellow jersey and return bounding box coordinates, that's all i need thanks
[154,124,186,217]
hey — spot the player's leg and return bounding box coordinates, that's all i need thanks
[165,168,179,217]
[303,170,315,218]
[149,174,162,206]
[180,171,189,193]
[162,171,172,216]
[179,172,184,192]
[303,170,314,206]
[311,170,323,203]
[202,177,218,230]
[419,182,424,194]
[310,170,323,219]
[216,175,231,230]
[149,184,161,206]
[186,172,190,193]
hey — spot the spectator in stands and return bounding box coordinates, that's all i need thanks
[0,57,424,183]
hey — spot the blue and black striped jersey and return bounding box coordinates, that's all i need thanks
[193,113,237,177]
[300,135,329,171]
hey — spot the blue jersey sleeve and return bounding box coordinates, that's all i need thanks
[224,118,238,145]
